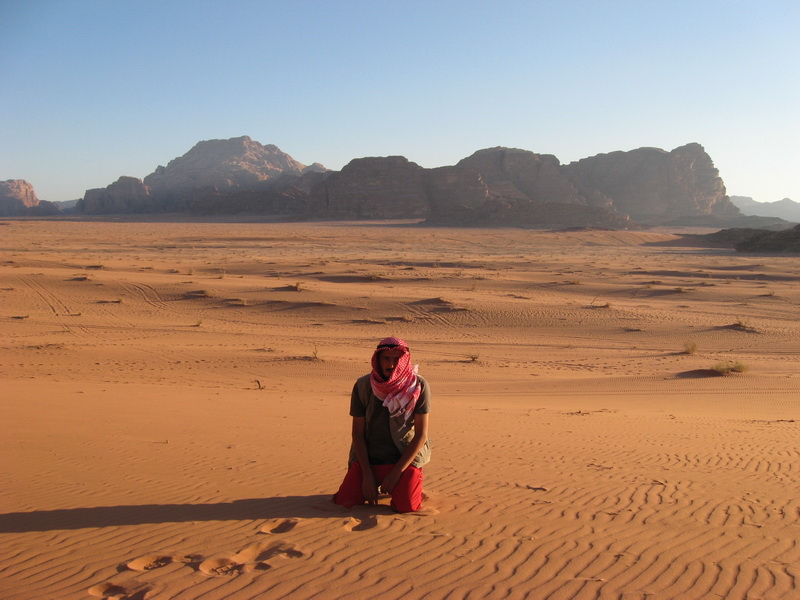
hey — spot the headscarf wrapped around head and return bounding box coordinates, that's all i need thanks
[370,337,421,422]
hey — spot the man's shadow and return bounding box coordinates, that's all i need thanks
[0,496,343,533]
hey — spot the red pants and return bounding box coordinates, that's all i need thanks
[333,462,424,513]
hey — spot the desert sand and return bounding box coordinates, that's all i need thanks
[1,219,798,600]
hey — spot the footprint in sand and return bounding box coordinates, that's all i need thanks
[342,515,381,532]
[198,556,265,577]
[198,541,303,577]
[88,581,150,599]
[259,517,300,534]
[125,554,175,572]
[124,552,201,573]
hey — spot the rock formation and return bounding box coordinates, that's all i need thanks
[73,137,746,229]
[1,180,39,215]
[77,177,158,214]
[423,156,630,228]
[424,165,492,219]
[0,180,61,216]
[734,224,800,253]
[309,156,429,219]
[77,137,328,215]
[143,136,323,195]
[561,143,738,225]
[458,147,584,204]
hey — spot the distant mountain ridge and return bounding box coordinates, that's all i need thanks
[143,136,326,195]
[73,137,745,228]
[4,137,793,229]
[730,196,800,222]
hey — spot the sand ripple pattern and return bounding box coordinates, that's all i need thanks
[2,408,797,600]
[2,222,800,600]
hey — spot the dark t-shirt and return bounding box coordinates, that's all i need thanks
[349,374,430,465]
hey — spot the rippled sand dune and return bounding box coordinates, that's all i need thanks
[1,220,798,600]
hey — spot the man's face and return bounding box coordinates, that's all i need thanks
[379,348,404,380]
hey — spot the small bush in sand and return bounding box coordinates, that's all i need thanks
[711,361,749,375]
[589,297,611,308]
[184,290,213,299]
[736,317,758,331]
[682,341,698,355]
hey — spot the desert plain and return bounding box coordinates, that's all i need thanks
[1,219,799,600]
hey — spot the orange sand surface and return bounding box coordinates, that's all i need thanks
[1,220,799,600]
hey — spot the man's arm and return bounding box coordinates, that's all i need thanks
[351,416,379,504]
[379,412,429,495]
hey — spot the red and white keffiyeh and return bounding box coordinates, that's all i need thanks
[369,337,421,422]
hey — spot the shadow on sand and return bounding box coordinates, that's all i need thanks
[0,496,340,533]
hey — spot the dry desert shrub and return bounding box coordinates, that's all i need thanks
[225,297,248,306]
[711,361,749,375]
[682,341,698,355]
[183,290,213,299]
[730,317,760,333]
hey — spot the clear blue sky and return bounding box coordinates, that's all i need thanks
[1,0,798,203]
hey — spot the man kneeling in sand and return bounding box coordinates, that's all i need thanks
[333,337,431,513]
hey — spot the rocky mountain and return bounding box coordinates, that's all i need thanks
[77,176,159,214]
[73,137,747,229]
[730,196,800,222]
[561,143,738,224]
[426,147,629,227]
[0,179,60,216]
[142,136,326,196]
[304,151,631,228]
[309,156,429,219]
[458,148,584,205]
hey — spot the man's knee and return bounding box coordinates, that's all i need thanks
[391,467,424,512]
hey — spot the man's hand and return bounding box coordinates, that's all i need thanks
[379,467,403,495]
[361,471,379,505]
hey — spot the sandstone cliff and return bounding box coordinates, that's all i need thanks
[309,157,429,219]
[561,143,738,224]
[458,147,584,204]
[78,177,158,214]
[0,180,39,215]
[143,136,321,195]
[73,137,745,229]
[0,180,62,216]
